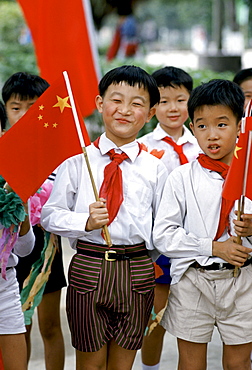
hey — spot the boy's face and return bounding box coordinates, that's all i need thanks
[239,78,252,110]
[96,82,155,146]
[190,104,240,165]
[156,85,190,136]
[5,94,38,127]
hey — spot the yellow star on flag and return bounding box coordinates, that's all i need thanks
[234,145,242,159]
[52,123,58,128]
[44,122,49,128]
[53,96,71,113]
[38,115,43,120]
[39,105,44,110]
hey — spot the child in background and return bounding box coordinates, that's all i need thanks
[0,103,35,369]
[2,72,66,370]
[154,79,252,369]
[139,66,200,370]
[233,68,252,111]
[0,102,7,136]
[41,65,168,369]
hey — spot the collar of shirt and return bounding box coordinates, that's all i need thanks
[197,160,225,180]
[96,133,140,162]
[153,123,197,146]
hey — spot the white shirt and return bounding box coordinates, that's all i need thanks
[41,133,168,253]
[153,160,252,284]
[139,123,201,173]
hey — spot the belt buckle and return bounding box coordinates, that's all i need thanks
[105,250,117,262]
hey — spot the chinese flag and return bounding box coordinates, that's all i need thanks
[222,117,252,201]
[0,72,90,202]
[17,0,100,118]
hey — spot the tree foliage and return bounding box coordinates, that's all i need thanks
[0,1,37,86]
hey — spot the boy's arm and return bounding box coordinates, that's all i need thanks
[41,157,101,239]
[153,171,212,258]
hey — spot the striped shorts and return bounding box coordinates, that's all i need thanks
[66,242,155,352]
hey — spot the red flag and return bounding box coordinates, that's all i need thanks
[222,117,252,201]
[17,0,100,118]
[0,72,91,202]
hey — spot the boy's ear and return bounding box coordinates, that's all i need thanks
[95,95,103,113]
[146,106,156,123]
[189,121,195,134]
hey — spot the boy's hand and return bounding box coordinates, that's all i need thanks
[85,198,109,231]
[233,213,252,237]
[212,236,252,266]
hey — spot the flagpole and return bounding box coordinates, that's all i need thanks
[63,71,112,248]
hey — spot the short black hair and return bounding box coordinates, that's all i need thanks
[2,72,49,104]
[233,68,252,86]
[152,66,193,93]
[0,101,7,131]
[188,79,244,123]
[98,65,160,108]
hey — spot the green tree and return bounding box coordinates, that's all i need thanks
[0,1,37,86]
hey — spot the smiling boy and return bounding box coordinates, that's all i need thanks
[41,65,168,370]
[154,79,252,370]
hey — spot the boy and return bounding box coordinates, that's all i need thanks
[41,65,168,369]
[139,66,200,370]
[2,72,66,369]
[153,79,252,369]
[233,68,252,111]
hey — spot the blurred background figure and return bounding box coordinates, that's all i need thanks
[106,2,139,60]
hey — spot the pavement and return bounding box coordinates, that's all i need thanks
[28,238,224,370]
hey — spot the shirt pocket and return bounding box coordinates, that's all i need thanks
[124,180,152,218]
[68,254,102,294]
[130,255,155,294]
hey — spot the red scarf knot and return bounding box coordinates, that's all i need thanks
[162,136,189,165]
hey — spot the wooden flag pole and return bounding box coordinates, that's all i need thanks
[82,146,112,247]
[63,71,112,248]
[234,195,245,277]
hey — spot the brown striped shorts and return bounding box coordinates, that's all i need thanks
[66,241,155,352]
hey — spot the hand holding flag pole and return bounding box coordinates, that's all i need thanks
[63,72,112,248]
[222,104,252,276]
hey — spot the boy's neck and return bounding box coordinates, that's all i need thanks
[160,123,184,142]
[202,153,231,166]
[104,132,136,148]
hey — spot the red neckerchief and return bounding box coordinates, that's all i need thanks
[162,136,189,165]
[197,153,234,240]
[93,137,141,225]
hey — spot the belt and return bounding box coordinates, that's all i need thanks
[76,241,147,262]
[191,258,252,271]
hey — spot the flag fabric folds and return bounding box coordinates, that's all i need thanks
[0,72,90,202]
[17,0,100,118]
[222,117,252,201]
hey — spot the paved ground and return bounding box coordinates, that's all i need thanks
[28,238,224,370]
